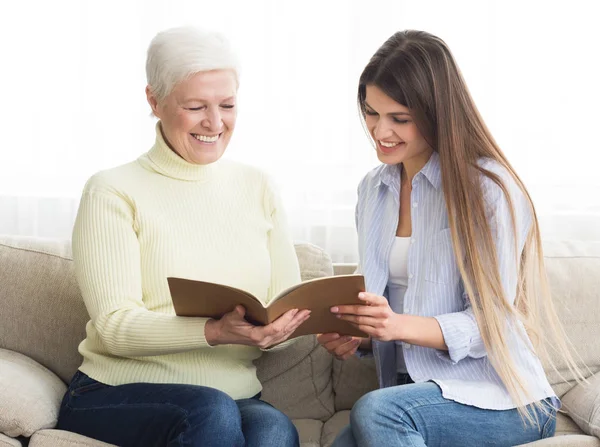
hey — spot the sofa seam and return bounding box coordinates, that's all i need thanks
[33,430,111,446]
[591,404,600,433]
[0,242,73,261]
[308,340,334,419]
[333,359,343,390]
[332,359,344,411]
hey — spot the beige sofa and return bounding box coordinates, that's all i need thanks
[1,235,600,447]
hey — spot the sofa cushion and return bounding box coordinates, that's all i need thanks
[294,241,334,280]
[257,332,334,421]
[321,411,594,447]
[321,412,594,447]
[332,355,379,411]
[0,434,22,447]
[556,412,588,436]
[321,411,350,447]
[561,373,600,438]
[29,430,115,447]
[0,236,86,383]
[541,241,600,397]
[0,349,67,437]
[292,419,323,447]
[517,435,600,446]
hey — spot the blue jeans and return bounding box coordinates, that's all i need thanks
[57,371,299,447]
[332,381,557,447]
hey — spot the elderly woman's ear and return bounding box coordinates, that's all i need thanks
[145,85,160,118]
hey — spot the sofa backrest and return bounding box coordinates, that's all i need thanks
[0,235,337,421]
[0,236,86,383]
[540,241,600,397]
[2,236,599,414]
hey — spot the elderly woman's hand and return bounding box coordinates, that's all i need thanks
[204,306,311,349]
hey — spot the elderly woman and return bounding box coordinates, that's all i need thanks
[56,27,308,447]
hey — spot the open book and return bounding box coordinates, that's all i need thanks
[168,275,367,339]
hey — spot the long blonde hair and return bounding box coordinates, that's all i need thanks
[358,30,584,420]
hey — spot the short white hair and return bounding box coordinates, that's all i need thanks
[146,26,240,102]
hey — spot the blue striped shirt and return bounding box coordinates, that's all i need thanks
[356,151,556,409]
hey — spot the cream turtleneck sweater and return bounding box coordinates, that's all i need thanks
[72,124,301,399]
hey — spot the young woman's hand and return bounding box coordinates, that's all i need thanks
[316,333,369,360]
[331,292,403,342]
[205,306,311,349]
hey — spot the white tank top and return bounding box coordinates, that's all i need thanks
[388,237,410,373]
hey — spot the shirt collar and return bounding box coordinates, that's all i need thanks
[419,151,442,190]
[374,151,442,191]
[377,163,400,190]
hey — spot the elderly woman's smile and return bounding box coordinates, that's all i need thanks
[191,133,220,143]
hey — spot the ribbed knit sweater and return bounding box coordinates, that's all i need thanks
[72,124,301,399]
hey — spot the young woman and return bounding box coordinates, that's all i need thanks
[317,30,580,447]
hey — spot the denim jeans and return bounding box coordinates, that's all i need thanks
[332,381,557,447]
[57,371,299,447]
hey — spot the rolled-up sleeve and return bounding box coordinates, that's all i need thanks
[434,295,487,363]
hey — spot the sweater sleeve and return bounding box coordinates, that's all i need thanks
[433,169,532,364]
[264,177,301,303]
[260,176,302,351]
[72,179,212,357]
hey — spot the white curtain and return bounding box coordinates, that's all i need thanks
[1,0,599,262]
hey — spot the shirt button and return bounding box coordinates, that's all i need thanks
[404,343,412,349]
[412,202,418,208]
[408,273,414,279]
[404,308,410,314]
[411,238,416,244]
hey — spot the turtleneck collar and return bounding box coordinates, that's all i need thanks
[142,122,220,182]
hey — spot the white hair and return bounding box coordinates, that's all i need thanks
[146,26,240,102]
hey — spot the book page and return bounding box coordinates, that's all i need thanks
[168,277,269,325]
[265,275,368,338]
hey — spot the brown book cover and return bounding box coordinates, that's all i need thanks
[168,275,368,339]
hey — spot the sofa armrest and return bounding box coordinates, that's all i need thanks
[0,433,22,447]
[561,373,600,438]
[0,349,67,437]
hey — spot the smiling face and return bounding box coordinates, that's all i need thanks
[364,84,432,167]
[146,69,237,165]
